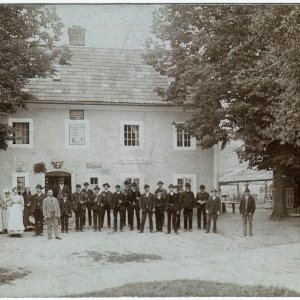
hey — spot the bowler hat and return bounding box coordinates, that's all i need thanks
[157,181,164,185]
[124,180,130,185]
[211,189,218,193]
[144,184,150,189]
[63,193,68,198]
[245,188,250,193]
[83,182,89,186]
[35,184,43,189]
[200,185,205,189]
[168,184,174,188]
[103,183,110,188]
[115,185,120,189]
[185,183,191,188]
[131,182,137,187]
[94,185,100,191]
[76,184,81,188]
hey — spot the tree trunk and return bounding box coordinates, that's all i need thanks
[270,167,288,220]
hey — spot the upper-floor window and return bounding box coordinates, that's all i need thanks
[13,122,30,144]
[120,121,144,149]
[173,123,196,150]
[8,118,33,148]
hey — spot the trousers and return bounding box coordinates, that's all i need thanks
[206,213,218,233]
[167,208,178,233]
[60,214,69,232]
[128,205,140,230]
[47,212,60,239]
[155,209,164,231]
[113,209,125,231]
[75,209,85,231]
[243,213,253,236]
[34,209,43,235]
[93,209,102,230]
[140,211,153,232]
[183,209,193,230]
[197,205,207,229]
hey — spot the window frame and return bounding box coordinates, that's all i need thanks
[8,118,33,149]
[120,121,144,150]
[173,123,196,151]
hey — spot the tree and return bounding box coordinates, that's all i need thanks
[144,5,300,219]
[0,5,71,150]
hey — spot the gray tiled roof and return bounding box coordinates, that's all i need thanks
[26,47,169,104]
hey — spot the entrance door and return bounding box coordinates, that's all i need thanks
[45,171,71,194]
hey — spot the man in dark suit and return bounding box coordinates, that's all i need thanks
[128,182,141,231]
[155,191,166,232]
[91,185,102,232]
[166,184,180,234]
[139,184,155,233]
[195,184,210,230]
[155,181,167,226]
[54,178,70,203]
[181,183,195,232]
[206,189,221,234]
[100,183,112,228]
[174,185,182,229]
[31,184,46,237]
[239,187,256,236]
[111,185,126,232]
[71,184,86,232]
[59,193,72,233]
[123,181,131,228]
[81,182,94,228]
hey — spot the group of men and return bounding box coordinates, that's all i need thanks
[1,178,256,239]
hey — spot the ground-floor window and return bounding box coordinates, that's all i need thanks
[172,173,196,194]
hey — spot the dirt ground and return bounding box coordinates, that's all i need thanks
[1,208,300,297]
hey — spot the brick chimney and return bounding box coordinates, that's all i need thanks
[68,26,86,46]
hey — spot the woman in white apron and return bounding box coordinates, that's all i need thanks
[7,187,25,236]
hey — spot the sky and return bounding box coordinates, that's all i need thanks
[53,4,161,49]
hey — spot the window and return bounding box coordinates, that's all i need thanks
[124,125,139,146]
[12,172,30,194]
[17,177,26,194]
[9,118,33,148]
[13,123,29,144]
[120,121,144,149]
[173,123,196,150]
[90,177,98,185]
[65,111,89,149]
[173,174,196,194]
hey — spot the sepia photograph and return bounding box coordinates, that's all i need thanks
[0,1,300,297]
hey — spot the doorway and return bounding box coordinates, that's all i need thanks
[45,171,72,194]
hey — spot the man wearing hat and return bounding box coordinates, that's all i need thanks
[155,181,167,226]
[174,185,182,229]
[139,184,155,233]
[166,184,180,234]
[91,185,102,231]
[195,185,210,230]
[0,189,10,234]
[59,193,72,234]
[71,184,86,232]
[123,180,131,228]
[181,183,195,232]
[127,182,141,231]
[54,178,70,203]
[206,189,221,234]
[81,182,94,228]
[101,183,112,228]
[31,184,46,236]
[239,187,256,236]
[111,185,126,232]
[155,191,166,232]
[22,187,32,231]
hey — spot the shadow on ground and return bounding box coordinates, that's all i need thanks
[0,268,29,284]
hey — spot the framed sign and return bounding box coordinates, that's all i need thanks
[69,121,85,145]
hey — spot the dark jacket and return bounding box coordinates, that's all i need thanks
[60,199,72,215]
[155,195,166,212]
[206,196,221,214]
[81,188,94,206]
[181,191,195,210]
[166,192,181,211]
[22,192,32,209]
[111,192,126,210]
[54,185,70,200]
[195,191,210,208]
[128,189,141,207]
[239,195,256,215]
[91,193,102,210]
[100,190,112,209]
[71,191,87,211]
[154,188,167,199]
[140,193,155,212]
[123,187,132,207]
[31,193,46,213]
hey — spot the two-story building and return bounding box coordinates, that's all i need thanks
[0,26,214,195]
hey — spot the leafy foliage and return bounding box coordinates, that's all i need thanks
[144,5,300,171]
[0,5,71,150]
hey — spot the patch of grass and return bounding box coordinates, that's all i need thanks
[0,268,29,284]
[72,279,300,297]
[85,251,161,264]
